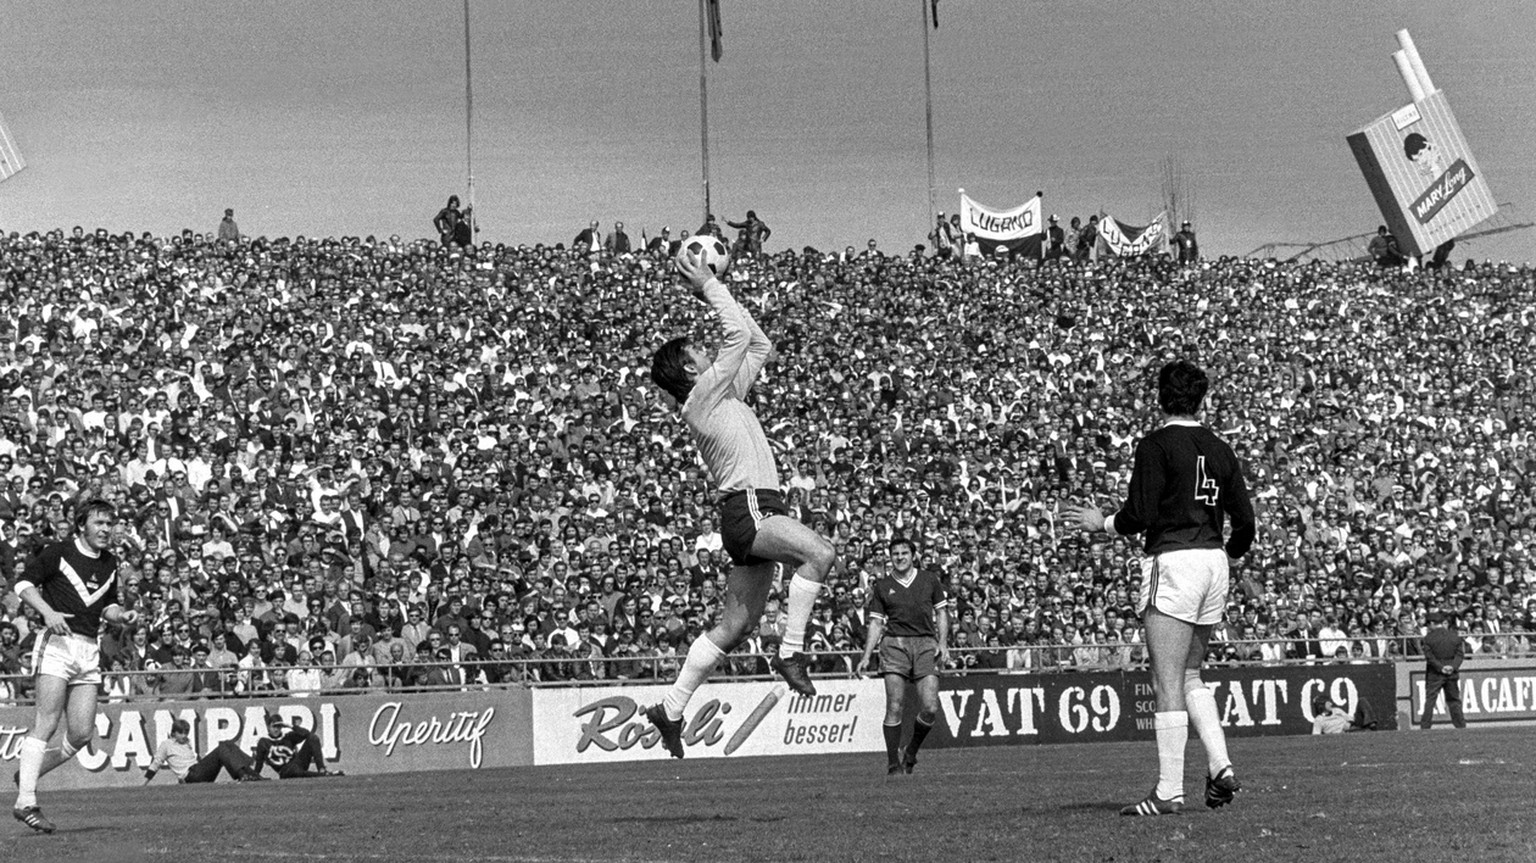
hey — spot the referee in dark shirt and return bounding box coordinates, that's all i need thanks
[1067,360,1255,816]
[856,537,950,775]
[1419,611,1466,729]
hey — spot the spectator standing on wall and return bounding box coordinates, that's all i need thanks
[217,209,241,242]
[1077,215,1099,261]
[1172,220,1199,263]
[696,213,723,239]
[573,220,602,256]
[726,211,771,258]
[605,222,632,256]
[645,226,673,255]
[434,196,463,246]
[928,213,958,260]
[1045,215,1066,260]
[1368,225,1404,268]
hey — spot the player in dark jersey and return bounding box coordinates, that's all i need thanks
[1066,361,1255,817]
[250,714,342,779]
[856,537,950,775]
[12,499,138,833]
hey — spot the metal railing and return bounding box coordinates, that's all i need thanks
[1,633,1531,705]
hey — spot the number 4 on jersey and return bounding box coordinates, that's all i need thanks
[1195,456,1219,506]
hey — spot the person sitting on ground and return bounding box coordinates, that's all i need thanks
[142,718,263,784]
[248,713,343,779]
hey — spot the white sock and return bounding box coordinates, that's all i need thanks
[778,574,822,657]
[1154,711,1188,801]
[33,739,79,781]
[15,737,46,809]
[1184,681,1231,776]
[662,635,726,721]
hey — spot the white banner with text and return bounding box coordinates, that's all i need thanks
[530,679,886,764]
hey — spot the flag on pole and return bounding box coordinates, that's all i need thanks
[0,110,25,183]
[930,0,939,29]
[706,0,724,62]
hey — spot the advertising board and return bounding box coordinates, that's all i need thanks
[530,679,886,765]
[0,690,534,790]
[925,664,1398,748]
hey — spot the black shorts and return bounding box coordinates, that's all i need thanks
[718,488,788,566]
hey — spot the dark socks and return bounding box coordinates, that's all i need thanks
[908,717,934,761]
[883,722,903,767]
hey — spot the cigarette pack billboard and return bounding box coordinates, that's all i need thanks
[0,109,25,183]
[1346,31,1497,257]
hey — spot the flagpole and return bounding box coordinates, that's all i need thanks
[463,0,476,234]
[920,0,936,228]
[698,0,712,222]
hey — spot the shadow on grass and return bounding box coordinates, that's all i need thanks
[612,813,787,825]
[1024,800,1124,814]
[32,825,115,836]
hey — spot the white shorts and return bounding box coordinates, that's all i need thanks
[33,632,103,686]
[1137,547,1229,626]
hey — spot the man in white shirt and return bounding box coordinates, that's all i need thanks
[143,719,261,784]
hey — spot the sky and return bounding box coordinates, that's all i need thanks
[1,0,1533,260]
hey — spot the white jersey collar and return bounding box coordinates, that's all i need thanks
[73,536,101,559]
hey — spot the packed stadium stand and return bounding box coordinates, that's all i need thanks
[1,227,1532,700]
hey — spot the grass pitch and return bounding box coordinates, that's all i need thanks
[4,726,1532,863]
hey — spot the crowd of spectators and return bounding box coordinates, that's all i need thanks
[0,221,1533,700]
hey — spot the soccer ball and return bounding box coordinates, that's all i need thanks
[675,235,731,277]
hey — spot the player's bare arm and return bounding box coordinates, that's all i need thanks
[935,605,951,668]
[15,586,73,636]
[856,616,885,675]
[103,604,139,627]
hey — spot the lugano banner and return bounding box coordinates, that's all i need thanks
[1096,212,1166,257]
[958,192,1043,259]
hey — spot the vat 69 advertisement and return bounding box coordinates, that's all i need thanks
[925,664,1398,749]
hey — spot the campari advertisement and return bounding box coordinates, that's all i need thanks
[0,692,535,790]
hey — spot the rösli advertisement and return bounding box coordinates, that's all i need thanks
[926,665,1398,748]
[529,680,883,764]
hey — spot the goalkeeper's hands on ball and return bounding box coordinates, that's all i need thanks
[675,249,714,297]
